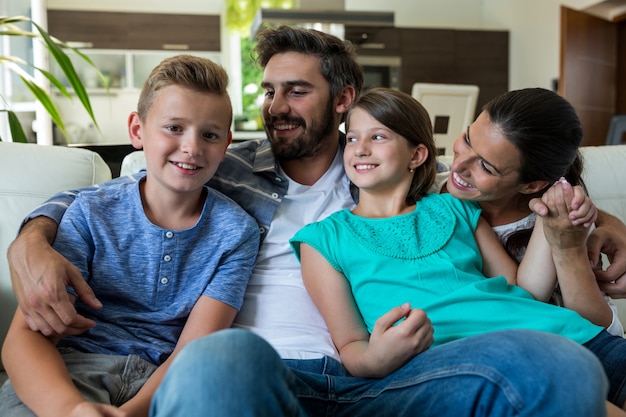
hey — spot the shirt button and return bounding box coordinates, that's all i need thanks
[160,277,169,285]
[271,193,279,199]
[275,177,282,182]
[165,231,174,238]
[259,227,266,234]
[163,255,172,262]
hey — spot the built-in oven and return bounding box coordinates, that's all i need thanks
[356,55,401,90]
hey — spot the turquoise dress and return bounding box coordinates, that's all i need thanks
[290,193,603,348]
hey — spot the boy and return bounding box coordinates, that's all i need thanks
[0,55,259,417]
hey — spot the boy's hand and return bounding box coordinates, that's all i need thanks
[366,303,434,375]
[69,402,128,417]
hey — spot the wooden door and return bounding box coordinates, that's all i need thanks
[559,6,617,146]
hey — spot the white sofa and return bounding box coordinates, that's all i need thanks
[1,143,626,384]
[0,142,111,379]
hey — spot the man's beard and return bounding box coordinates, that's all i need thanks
[266,100,337,160]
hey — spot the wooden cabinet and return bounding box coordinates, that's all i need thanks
[47,10,220,51]
[345,26,508,118]
[345,26,401,56]
[399,28,508,116]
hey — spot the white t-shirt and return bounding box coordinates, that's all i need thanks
[233,150,355,360]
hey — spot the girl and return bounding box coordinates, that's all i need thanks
[290,87,626,412]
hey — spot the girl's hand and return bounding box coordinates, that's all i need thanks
[365,303,434,376]
[541,178,592,250]
[563,182,598,227]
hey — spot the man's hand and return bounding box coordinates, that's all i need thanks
[7,217,101,336]
[588,212,626,298]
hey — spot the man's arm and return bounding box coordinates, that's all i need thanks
[7,175,137,336]
[8,217,101,336]
[589,210,626,298]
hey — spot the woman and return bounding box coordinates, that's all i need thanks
[443,87,623,334]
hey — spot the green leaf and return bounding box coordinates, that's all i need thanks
[32,22,99,129]
[3,110,29,143]
[18,75,66,134]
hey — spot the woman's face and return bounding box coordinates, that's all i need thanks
[446,111,527,204]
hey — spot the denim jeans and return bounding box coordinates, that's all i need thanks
[150,328,608,417]
[0,349,156,417]
[584,330,626,406]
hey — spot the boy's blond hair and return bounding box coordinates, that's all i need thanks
[137,54,232,125]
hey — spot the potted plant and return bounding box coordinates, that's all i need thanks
[0,15,101,142]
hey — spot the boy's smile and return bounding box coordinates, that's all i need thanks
[129,85,232,200]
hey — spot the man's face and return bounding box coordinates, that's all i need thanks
[261,52,338,160]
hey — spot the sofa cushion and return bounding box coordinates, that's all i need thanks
[0,142,112,371]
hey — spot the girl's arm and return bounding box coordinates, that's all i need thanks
[1,308,127,417]
[300,243,433,378]
[120,296,238,416]
[515,216,557,301]
[474,217,518,284]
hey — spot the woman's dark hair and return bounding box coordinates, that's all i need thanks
[345,87,437,205]
[253,25,364,101]
[484,88,586,258]
[485,87,585,188]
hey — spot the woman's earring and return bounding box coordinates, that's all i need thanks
[409,168,415,173]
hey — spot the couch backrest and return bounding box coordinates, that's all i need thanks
[0,142,111,371]
[580,145,626,225]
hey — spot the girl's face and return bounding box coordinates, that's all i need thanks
[344,107,422,197]
[446,111,527,204]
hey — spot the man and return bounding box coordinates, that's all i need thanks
[7,26,615,416]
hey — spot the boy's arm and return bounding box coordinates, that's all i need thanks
[1,308,114,417]
[119,296,238,416]
[299,243,432,378]
[8,176,137,337]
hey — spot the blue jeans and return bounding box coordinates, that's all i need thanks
[150,329,608,417]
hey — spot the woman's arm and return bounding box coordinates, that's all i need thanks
[299,243,433,378]
[120,296,238,417]
[539,181,613,328]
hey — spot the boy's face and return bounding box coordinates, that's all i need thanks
[129,85,232,195]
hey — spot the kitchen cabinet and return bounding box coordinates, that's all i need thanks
[345,26,508,118]
[49,50,221,92]
[47,10,220,51]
